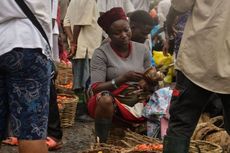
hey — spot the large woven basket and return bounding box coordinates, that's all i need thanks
[55,62,73,92]
[192,116,229,152]
[189,140,223,153]
[57,93,78,128]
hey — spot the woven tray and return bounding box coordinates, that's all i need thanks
[124,143,163,153]
[82,143,125,153]
[57,93,78,128]
[107,128,161,148]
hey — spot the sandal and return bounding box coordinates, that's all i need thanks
[46,137,63,151]
[2,137,19,146]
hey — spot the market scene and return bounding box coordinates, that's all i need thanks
[0,0,230,153]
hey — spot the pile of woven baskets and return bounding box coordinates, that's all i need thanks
[55,62,78,128]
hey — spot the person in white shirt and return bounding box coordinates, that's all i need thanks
[63,0,102,121]
[97,0,135,15]
[157,0,171,27]
[52,0,60,62]
[96,0,135,39]
[163,0,230,152]
[0,1,52,153]
[131,0,151,12]
[59,0,70,22]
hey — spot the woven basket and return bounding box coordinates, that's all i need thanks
[57,93,78,128]
[192,116,229,152]
[205,130,230,153]
[55,62,73,89]
[189,140,223,153]
[208,116,224,128]
[192,122,221,140]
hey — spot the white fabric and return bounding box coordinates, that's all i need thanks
[52,0,59,35]
[172,0,230,94]
[131,0,151,12]
[0,0,52,57]
[157,0,171,27]
[59,0,70,20]
[97,0,135,14]
[64,0,102,59]
[52,34,60,62]
[122,102,144,118]
[52,0,58,20]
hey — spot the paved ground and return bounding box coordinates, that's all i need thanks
[1,122,95,153]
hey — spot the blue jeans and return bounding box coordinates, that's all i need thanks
[0,48,51,140]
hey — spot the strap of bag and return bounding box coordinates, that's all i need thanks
[15,0,51,50]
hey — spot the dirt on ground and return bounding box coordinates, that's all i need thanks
[1,122,95,153]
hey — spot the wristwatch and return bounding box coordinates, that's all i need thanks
[111,79,118,89]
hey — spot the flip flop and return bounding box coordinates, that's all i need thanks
[46,137,63,151]
[2,137,19,146]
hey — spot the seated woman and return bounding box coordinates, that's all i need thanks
[87,7,161,143]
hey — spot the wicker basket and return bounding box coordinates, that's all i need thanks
[208,116,224,128]
[192,122,221,140]
[57,93,78,128]
[189,140,223,153]
[55,62,73,91]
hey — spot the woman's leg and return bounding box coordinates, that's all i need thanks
[94,91,114,143]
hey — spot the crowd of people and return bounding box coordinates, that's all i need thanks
[0,0,229,153]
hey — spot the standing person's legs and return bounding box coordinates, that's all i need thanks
[0,67,9,149]
[163,71,212,153]
[72,59,92,121]
[4,48,51,153]
[219,94,230,135]
[72,59,86,115]
[47,78,63,150]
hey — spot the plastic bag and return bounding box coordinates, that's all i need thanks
[153,51,174,83]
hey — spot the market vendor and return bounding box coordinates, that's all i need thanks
[87,7,162,143]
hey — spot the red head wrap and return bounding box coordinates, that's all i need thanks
[97,7,128,33]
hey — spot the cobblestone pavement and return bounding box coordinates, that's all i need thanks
[1,122,95,153]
